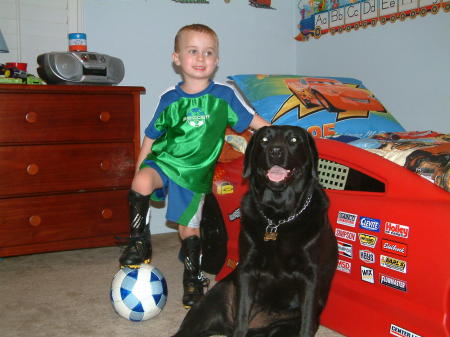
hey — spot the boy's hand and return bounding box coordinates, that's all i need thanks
[249,114,271,130]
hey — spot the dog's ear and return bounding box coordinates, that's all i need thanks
[243,127,263,179]
[304,129,319,177]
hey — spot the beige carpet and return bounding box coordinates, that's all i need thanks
[0,233,344,337]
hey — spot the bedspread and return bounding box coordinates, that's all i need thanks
[347,131,450,191]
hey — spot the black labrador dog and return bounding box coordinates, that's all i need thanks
[173,125,338,337]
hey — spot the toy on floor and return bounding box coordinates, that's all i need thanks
[110,264,168,321]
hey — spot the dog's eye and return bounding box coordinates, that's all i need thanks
[290,137,298,144]
[261,137,269,144]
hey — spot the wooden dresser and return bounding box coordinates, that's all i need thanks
[0,84,145,257]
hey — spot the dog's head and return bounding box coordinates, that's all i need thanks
[243,125,319,192]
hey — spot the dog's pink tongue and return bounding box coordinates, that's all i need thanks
[267,165,290,182]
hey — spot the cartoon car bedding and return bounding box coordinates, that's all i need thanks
[227,74,450,192]
[346,131,450,191]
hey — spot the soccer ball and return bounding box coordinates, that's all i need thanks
[110,264,168,321]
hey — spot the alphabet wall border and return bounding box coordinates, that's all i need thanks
[295,0,449,41]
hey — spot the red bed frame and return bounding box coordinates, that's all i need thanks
[210,137,450,337]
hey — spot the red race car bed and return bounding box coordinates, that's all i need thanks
[199,75,450,337]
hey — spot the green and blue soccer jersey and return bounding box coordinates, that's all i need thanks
[145,81,254,193]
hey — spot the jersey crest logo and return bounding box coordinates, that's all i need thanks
[186,107,209,127]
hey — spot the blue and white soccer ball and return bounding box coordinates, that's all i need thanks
[110,264,168,321]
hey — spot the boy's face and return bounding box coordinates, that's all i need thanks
[172,30,219,83]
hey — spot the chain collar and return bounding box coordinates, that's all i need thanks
[258,192,313,241]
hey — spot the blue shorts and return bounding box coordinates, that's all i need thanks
[141,160,205,228]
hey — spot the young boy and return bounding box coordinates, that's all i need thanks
[119,24,269,308]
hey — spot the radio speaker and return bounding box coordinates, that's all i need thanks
[53,53,83,80]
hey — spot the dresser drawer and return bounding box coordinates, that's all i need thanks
[0,142,134,196]
[0,92,135,144]
[0,190,129,252]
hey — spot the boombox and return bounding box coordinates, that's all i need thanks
[37,52,124,85]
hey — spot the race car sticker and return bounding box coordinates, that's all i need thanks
[361,266,375,284]
[337,211,358,227]
[337,259,352,274]
[382,239,408,257]
[385,222,410,239]
[359,250,375,264]
[380,274,407,292]
[335,228,357,241]
[359,216,381,232]
[358,233,378,248]
[337,240,353,258]
[390,324,421,337]
[380,255,407,274]
[216,181,234,195]
[228,208,241,221]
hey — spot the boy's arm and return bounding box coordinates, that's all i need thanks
[249,114,271,130]
[134,136,155,175]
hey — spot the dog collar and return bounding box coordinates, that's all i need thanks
[260,192,313,242]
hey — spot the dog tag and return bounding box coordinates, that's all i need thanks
[264,232,278,241]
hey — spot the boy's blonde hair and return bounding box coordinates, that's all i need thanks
[174,24,218,52]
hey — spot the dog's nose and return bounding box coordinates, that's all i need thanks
[269,146,283,160]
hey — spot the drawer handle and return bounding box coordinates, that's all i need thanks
[26,163,39,175]
[25,111,38,123]
[99,111,111,122]
[102,208,113,219]
[29,215,42,227]
[100,160,111,171]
